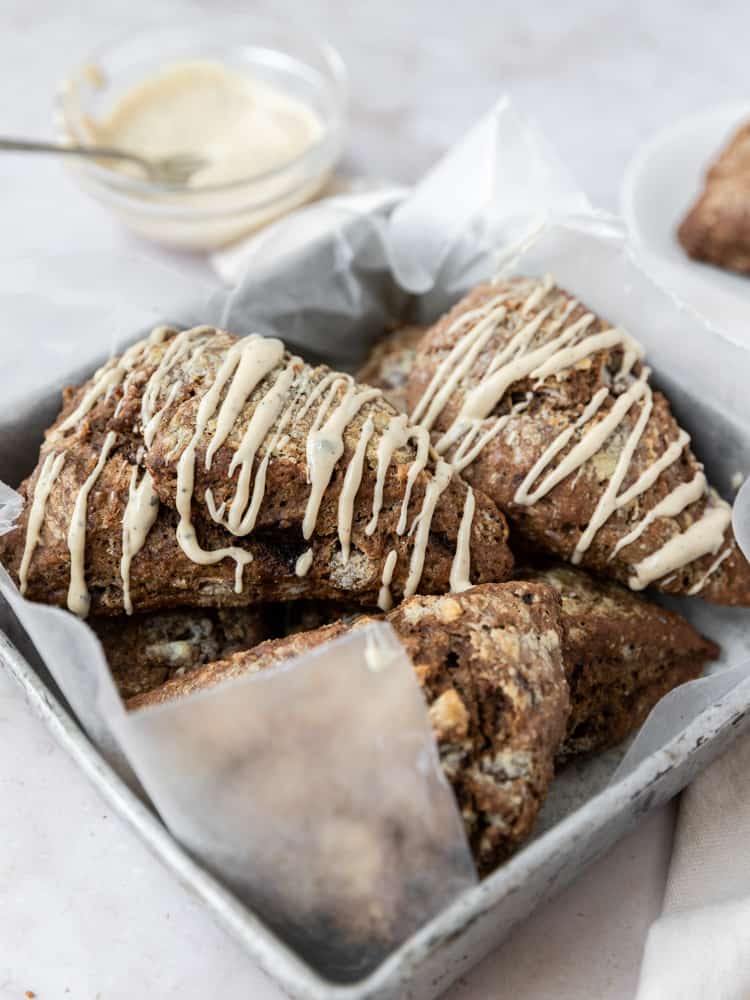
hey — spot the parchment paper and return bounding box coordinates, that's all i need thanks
[1,94,749,975]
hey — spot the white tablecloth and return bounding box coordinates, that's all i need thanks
[1,1,749,996]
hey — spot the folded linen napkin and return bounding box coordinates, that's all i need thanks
[635,731,750,1000]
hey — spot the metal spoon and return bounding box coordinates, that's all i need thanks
[0,137,207,187]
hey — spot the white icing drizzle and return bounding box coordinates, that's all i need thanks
[366,414,430,537]
[629,497,732,591]
[56,364,123,434]
[223,361,298,533]
[303,382,380,540]
[204,336,285,469]
[140,326,211,434]
[113,366,141,420]
[449,486,475,593]
[410,276,730,592]
[227,404,295,537]
[436,311,601,454]
[295,548,313,577]
[444,396,531,472]
[615,430,690,508]
[398,425,431,534]
[175,453,254,587]
[18,451,66,595]
[609,472,707,561]
[378,549,398,612]
[56,328,168,437]
[687,545,733,596]
[367,414,408,534]
[484,304,556,380]
[338,416,374,563]
[143,379,181,448]
[570,374,654,564]
[173,339,267,588]
[404,459,453,598]
[530,327,642,385]
[204,490,226,522]
[521,273,556,314]
[120,467,160,615]
[296,372,348,422]
[513,387,610,506]
[410,293,510,431]
[517,372,651,509]
[66,430,117,616]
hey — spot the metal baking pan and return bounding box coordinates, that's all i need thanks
[3,604,750,1000]
[4,310,750,998]
[3,213,750,996]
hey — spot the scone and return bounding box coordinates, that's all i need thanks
[518,563,719,761]
[0,326,513,616]
[678,121,750,275]
[129,582,570,876]
[404,277,750,605]
[356,324,425,412]
[92,607,270,699]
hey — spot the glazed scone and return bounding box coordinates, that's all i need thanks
[0,326,513,616]
[356,325,425,412]
[678,122,750,275]
[92,607,270,699]
[404,277,750,606]
[518,563,719,761]
[128,582,570,876]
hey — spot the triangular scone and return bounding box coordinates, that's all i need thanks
[128,582,570,876]
[518,563,719,761]
[678,121,750,275]
[0,327,512,616]
[404,277,750,605]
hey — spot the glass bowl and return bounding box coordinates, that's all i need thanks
[56,17,347,250]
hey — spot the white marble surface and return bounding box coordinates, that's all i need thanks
[1,1,748,997]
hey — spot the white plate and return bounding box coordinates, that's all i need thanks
[621,103,750,343]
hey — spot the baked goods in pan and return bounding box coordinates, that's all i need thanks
[0,326,513,616]
[356,324,425,411]
[518,563,719,761]
[92,607,270,700]
[678,121,750,275]
[129,582,570,875]
[109,563,718,760]
[404,276,750,605]
[112,563,716,762]
[0,287,735,878]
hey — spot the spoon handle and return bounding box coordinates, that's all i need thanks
[0,137,148,172]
